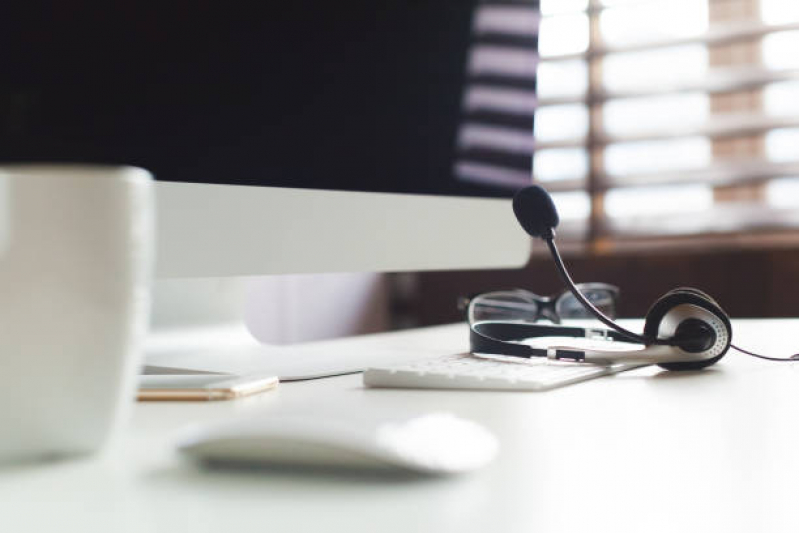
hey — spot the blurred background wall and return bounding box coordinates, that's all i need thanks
[245,273,390,344]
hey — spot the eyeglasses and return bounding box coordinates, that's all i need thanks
[462,283,620,326]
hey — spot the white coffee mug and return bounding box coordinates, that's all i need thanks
[0,165,154,462]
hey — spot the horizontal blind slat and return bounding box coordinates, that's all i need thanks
[536,113,799,149]
[541,20,799,61]
[538,67,799,107]
[604,204,799,239]
[599,159,799,191]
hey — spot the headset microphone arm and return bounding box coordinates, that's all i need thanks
[545,236,652,345]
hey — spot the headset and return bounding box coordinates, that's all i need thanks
[470,185,799,370]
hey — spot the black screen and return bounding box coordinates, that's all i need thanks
[1,1,537,198]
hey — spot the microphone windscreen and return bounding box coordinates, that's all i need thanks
[512,185,560,238]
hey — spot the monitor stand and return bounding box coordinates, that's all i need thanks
[143,278,438,380]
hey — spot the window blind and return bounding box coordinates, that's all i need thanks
[456,0,540,190]
[534,0,799,253]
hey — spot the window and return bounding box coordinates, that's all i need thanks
[536,0,799,252]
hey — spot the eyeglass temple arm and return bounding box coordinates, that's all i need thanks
[545,236,651,345]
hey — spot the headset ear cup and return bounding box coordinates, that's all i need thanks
[662,286,721,309]
[644,289,732,371]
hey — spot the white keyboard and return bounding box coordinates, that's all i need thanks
[363,353,645,391]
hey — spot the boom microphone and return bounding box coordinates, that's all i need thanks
[512,185,559,239]
[513,185,651,344]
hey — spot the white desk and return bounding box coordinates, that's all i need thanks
[3,319,799,533]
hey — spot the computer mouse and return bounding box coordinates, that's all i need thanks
[177,410,498,475]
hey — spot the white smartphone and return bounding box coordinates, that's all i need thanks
[138,373,279,401]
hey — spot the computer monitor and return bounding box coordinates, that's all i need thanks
[3,1,538,377]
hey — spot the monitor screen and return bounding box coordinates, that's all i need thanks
[2,1,538,199]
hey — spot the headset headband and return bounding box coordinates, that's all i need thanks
[470,322,637,361]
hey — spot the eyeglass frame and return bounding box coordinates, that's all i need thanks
[461,283,621,325]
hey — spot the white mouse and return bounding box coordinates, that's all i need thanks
[178,410,498,475]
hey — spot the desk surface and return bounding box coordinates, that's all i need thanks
[3,319,799,533]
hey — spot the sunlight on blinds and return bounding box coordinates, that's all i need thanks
[599,0,708,46]
[762,31,799,69]
[764,81,799,115]
[767,178,799,207]
[604,138,712,176]
[541,0,587,16]
[765,128,799,162]
[602,93,709,136]
[760,0,799,24]
[454,0,538,190]
[536,59,587,99]
[602,45,708,92]
[550,190,591,219]
[534,148,588,182]
[538,13,588,57]
[535,0,799,250]
[605,185,713,217]
[534,104,588,142]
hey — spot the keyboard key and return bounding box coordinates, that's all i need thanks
[363,353,645,391]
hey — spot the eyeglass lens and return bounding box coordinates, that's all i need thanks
[468,291,539,324]
[554,289,617,320]
[468,287,617,324]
